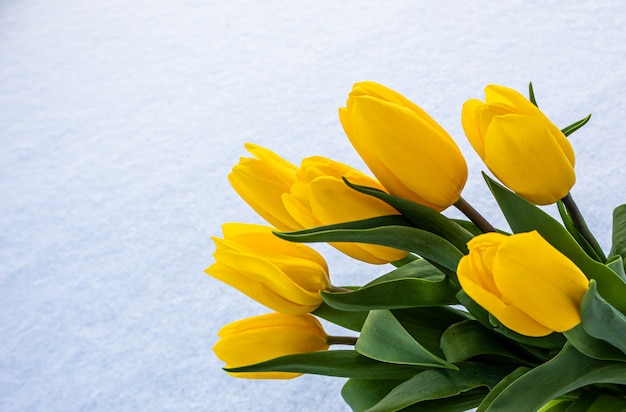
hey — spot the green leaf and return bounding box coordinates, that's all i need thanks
[561,114,591,137]
[276,225,464,283]
[563,324,626,362]
[312,302,368,331]
[585,394,626,412]
[342,379,406,412]
[580,280,626,356]
[355,309,459,370]
[456,290,565,353]
[606,255,626,282]
[478,367,531,411]
[440,320,534,366]
[611,204,626,269]
[343,178,474,253]
[364,258,443,285]
[456,289,493,329]
[366,362,509,412]
[488,314,566,351]
[320,262,458,311]
[484,174,626,314]
[478,343,626,412]
[224,349,425,379]
[529,82,538,107]
[556,200,602,261]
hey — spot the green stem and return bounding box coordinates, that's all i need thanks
[561,193,606,262]
[454,196,496,233]
[326,335,358,346]
[328,285,352,293]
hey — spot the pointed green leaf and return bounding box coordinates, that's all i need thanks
[441,320,534,366]
[224,349,425,379]
[479,343,626,412]
[488,314,566,351]
[343,178,474,253]
[529,82,538,107]
[367,362,509,412]
[561,114,591,137]
[355,309,457,369]
[457,290,565,352]
[456,289,493,329]
[585,394,626,412]
[312,302,368,332]
[478,367,531,411]
[321,273,458,311]
[580,280,626,356]
[484,174,626,314]
[611,204,626,268]
[342,379,406,412]
[276,225,464,283]
[563,324,626,362]
[606,255,626,282]
[556,199,602,261]
[365,258,442,285]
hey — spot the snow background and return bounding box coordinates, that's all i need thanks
[1,1,625,411]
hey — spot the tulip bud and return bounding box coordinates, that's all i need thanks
[282,156,408,264]
[228,143,302,231]
[457,231,589,337]
[207,223,330,315]
[213,312,329,379]
[339,81,468,211]
[462,85,576,205]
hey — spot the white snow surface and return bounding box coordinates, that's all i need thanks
[1,1,625,411]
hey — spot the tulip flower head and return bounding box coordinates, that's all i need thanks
[282,156,408,264]
[228,143,302,231]
[462,85,576,205]
[207,223,331,315]
[213,312,329,379]
[339,81,468,211]
[457,231,589,337]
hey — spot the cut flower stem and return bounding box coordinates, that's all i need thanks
[326,336,358,346]
[561,193,606,263]
[454,196,496,233]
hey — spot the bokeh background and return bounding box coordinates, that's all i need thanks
[2,1,625,410]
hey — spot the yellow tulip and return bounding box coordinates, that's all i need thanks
[213,312,329,379]
[207,223,331,315]
[228,143,302,231]
[457,231,589,337]
[462,85,576,205]
[282,156,409,264]
[339,81,468,211]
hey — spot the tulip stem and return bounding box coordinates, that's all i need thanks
[328,285,352,293]
[561,193,606,262]
[326,335,358,346]
[454,197,497,233]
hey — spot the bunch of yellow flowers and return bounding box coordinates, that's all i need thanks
[207,81,626,411]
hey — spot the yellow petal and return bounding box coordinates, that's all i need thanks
[213,313,328,379]
[457,255,553,337]
[307,176,408,264]
[461,99,486,159]
[349,81,451,139]
[483,115,576,205]
[207,261,320,315]
[298,156,386,191]
[348,96,467,210]
[228,144,302,231]
[493,231,589,332]
[244,142,299,187]
[221,223,329,275]
[484,85,567,150]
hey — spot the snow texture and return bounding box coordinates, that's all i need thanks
[1,1,625,411]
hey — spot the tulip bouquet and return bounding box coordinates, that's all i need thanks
[207,81,626,411]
